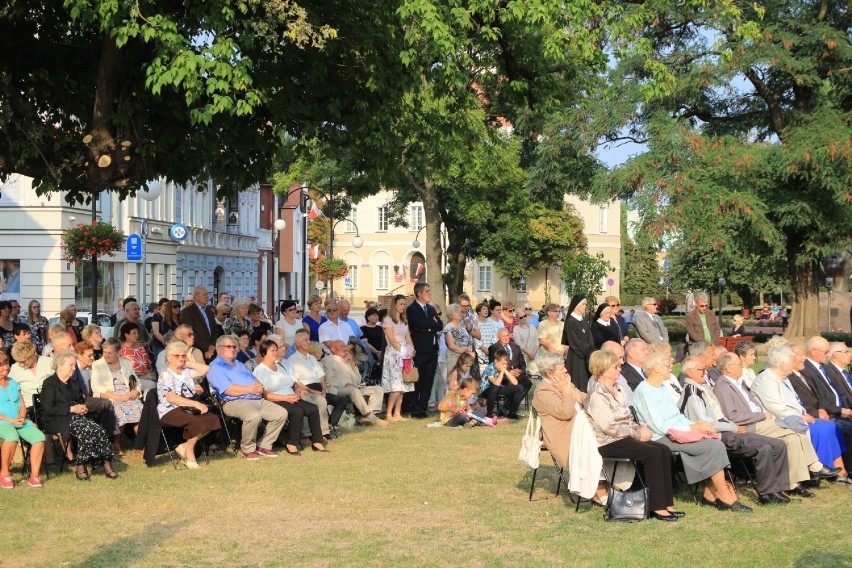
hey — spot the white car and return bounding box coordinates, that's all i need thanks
[49,311,114,339]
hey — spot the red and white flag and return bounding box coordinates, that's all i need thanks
[308,245,320,259]
[394,265,406,282]
[308,203,322,220]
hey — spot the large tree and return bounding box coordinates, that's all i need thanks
[585,0,852,337]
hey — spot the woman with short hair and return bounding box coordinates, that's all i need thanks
[224,298,251,337]
[537,303,565,361]
[157,341,218,469]
[274,299,303,350]
[302,295,326,343]
[443,303,474,377]
[91,337,143,455]
[24,300,49,353]
[734,340,757,389]
[118,322,156,393]
[81,324,104,359]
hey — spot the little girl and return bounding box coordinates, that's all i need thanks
[438,377,490,427]
[447,352,474,391]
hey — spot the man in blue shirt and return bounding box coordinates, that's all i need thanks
[207,335,287,461]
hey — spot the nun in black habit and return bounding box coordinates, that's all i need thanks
[561,295,594,392]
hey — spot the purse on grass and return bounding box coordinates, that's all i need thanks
[605,486,649,522]
[517,411,542,469]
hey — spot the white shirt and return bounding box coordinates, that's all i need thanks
[288,349,325,385]
[318,319,352,350]
[724,375,762,413]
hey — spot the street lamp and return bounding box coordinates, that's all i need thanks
[823,252,841,331]
[138,179,162,307]
[717,277,726,317]
[412,226,425,249]
[328,218,363,299]
[274,185,310,310]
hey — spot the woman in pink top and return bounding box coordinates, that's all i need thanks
[382,294,415,422]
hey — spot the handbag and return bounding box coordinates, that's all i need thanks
[127,374,138,391]
[180,406,201,416]
[402,366,419,384]
[517,411,542,469]
[605,486,649,522]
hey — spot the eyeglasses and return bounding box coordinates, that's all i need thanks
[326,308,339,313]
[286,307,298,312]
[220,344,237,349]
[507,309,514,313]
[459,304,470,309]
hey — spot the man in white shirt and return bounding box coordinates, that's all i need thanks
[318,300,355,354]
[288,329,344,439]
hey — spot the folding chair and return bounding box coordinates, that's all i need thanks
[528,408,567,501]
[32,393,71,474]
[208,390,240,456]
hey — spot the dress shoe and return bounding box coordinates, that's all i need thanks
[834,475,852,485]
[774,492,791,503]
[810,465,842,479]
[667,510,686,518]
[716,500,753,513]
[758,493,787,505]
[699,496,720,508]
[800,479,820,489]
[506,412,521,420]
[786,485,815,498]
[650,511,678,522]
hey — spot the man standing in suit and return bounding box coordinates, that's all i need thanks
[406,283,443,418]
[684,292,722,346]
[179,286,220,361]
[634,297,669,344]
[488,328,532,409]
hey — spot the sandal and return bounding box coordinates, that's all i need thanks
[76,467,91,482]
[104,470,119,479]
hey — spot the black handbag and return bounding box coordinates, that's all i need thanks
[604,486,649,522]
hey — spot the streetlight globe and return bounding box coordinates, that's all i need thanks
[412,239,421,249]
[274,219,287,231]
[140,179,162,201]
[352,235,364,248]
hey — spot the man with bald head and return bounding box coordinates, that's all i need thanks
[180,286,220,360]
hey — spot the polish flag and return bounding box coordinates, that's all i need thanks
[414,263,425,277]
[308,245,320,259]
[308,203,322,220]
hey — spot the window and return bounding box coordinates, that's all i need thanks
[345,207,357,233]
[346,265,359,289]
[517,276,527,293]
[409,205,424,230]
[377,207,388,232]
[377,265,389,290]
[478,265,492,292]
[599,205,608,234]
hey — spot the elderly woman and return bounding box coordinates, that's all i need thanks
[734,340,757,389]
[41,349,118,480]
[157,341,219,469]
[274,300,304,350]
[537,303,565,361]
[591,303,622,349]
[91,337,143,455]
[118,322,156,393]
[9,341,54,411]
[213,302,230,336]
[382,294,416,422]
[586,349,680,521]
[512,308,539,375]
[57,306,80,345]
[24,300,49,353]
[634,351,750,512]
[648,342,682,403]
[561,295,594,392]
[751,344,850,486]
[224,297,251,337]
[443,303,474,376]
[475,302,497,362]
[81,324,104,360]
[531,352,594,491]
[253,338,325,454]
[0,351,45,488]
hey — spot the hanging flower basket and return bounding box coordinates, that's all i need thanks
[62,222,125,262]
[312,257,349,281]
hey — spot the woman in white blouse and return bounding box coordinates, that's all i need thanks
[274,300,304,351]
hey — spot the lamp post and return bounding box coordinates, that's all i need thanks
[411,226,426,249]
[138,180,162,307]
[823,253,841,332]
[717,277,727,318]
[328,218,363,299]
[274,185,310,310]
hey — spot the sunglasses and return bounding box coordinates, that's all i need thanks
[326,308,339,312]
[507,309,514,313]
[609,304,620,308]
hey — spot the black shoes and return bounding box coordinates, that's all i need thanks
[650,511,678,522]
[810,466,842,479]
[716,500,753,513]
[699,496,719,508]
[786,485,815,498]
[505,412,521,420]
[667,510,686,518]
[758,493,789,505]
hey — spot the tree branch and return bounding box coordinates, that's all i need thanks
[743,67,785,135]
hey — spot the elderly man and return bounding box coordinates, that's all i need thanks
[180,286,220,361]
[338,298,375,370]
[714,352,839,497]
[826,342,852,405]
[288,329,345,440]
[634,297,669,344]
[680,355,791,504]
[621,338,649,391]
[488,328,532,412]
[802,336,852,422]
[321,340,386,426]
[406,282,444,418]
[112,301,149,344]
[685,293,722,346]
[206,335,286,460]
[317,299,355,353]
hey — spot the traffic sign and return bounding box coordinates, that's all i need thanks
[607,278,614,286]
[169,223,188,242]
[344,276,352,288]
[127,233,142,261]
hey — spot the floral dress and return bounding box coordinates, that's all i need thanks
[381,316,414,394]
[27,316,49,352]
[111,367,143,430]
[443,322,473,375]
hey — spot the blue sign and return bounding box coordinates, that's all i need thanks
[169,223,188,242]
[127,233,142,261]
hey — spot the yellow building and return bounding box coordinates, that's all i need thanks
[324,191,620,310]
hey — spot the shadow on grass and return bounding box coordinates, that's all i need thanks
[795,550,851,568]
[69,522,182,568]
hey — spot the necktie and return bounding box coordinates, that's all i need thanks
[652,315,664,338]
[844,370,852,393]
[506,344,512,359]
[783,381,805,413]
[199,304,211,333]
[818,364,841,407]
[422,303,429,316]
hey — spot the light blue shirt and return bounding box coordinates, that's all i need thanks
[633,381,693,440]
[207,357,259,402]
[340,317,363,338]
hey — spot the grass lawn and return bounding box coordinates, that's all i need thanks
[2,414,851,567]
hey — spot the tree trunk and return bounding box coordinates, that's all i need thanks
[784,254,820,338]
[444,246,466,303]
[416,179,446,305]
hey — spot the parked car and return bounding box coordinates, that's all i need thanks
[49,311,114,339]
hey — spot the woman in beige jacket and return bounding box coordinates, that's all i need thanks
[90,338,142,454]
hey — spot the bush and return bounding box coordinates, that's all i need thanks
[657,297,678,314]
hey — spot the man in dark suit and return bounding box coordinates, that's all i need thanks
[826,342,852,407]
[621,338,649,391]
[488,328,532,411]
[179,286,220,361]
[684,293,722,345]
[405,282,443,418]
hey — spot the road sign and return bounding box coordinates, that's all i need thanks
[169,223,188,242]
[607,278,614,286]
[127,233,142,261]
[344,276,352,288]
[141,219,148,237]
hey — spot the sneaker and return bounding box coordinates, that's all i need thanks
[256,447,278,458]
[26,476,42,488]
[184,461,200,470]
[0,476,13,489]
[242,451,260,461]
